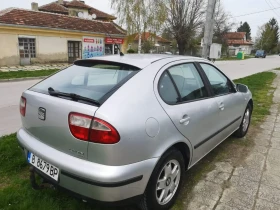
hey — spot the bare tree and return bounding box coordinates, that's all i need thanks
[111,0,166,54]
[165,0,206,55]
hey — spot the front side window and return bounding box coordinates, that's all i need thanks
[30,62,139,103]
[200,63,231,96]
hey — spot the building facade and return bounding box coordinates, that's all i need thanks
[224,32,254,55]
[0,0,127,66]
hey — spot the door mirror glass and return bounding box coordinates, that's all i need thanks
[236,84,248,93]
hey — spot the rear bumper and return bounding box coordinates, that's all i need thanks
[17,128,158,202]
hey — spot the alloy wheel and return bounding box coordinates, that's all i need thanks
[155,160,181,205]
[242,108,250,132]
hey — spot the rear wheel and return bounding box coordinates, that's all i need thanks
[138,149,184,210]
[234,104,252,138]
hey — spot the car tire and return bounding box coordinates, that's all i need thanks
[234,103,252,138]
[138,149,185,210]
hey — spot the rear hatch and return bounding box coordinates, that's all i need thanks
[21,60,140,159]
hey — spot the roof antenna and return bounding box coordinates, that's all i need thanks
[92,14,124,56]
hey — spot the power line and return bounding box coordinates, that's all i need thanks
[231,6,280,18]
[273,0,280,6]
[265,0,280,19]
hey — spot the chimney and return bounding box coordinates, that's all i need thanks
[31,2,38,11]
[58,0,63,4]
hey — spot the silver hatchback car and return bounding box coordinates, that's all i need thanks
[17,54,252,210]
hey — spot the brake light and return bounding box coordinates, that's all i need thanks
[20,96,26,116]
[68,112,120,144]
[89,118,120,144]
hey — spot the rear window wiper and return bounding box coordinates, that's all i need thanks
[48,87,100,106]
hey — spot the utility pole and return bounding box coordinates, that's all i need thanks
[202,0,217,59]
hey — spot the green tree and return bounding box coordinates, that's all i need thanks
[237,22,252,40]
[142,40,153,53]
[256,18,279,53]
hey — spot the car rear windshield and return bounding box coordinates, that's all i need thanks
[256,50,264,54]
[30,61,140,104]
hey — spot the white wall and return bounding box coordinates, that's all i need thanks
[0,34,19,66]
[32,36,82,63]
[229,45,253,55]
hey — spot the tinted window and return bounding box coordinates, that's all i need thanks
[158,72,179,104]
[168,63,207,102]
[200,63,230,96]
[30,63,139,102]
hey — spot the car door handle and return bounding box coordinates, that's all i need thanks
[218,102,225,111]
[180,115,190,125]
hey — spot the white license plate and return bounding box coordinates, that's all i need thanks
[27,152,59,181]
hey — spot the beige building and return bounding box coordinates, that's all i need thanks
[0,0,127,66]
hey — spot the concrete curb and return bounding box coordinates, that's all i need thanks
[0,76,47,83]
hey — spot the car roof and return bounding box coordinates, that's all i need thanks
[81,54,207,69]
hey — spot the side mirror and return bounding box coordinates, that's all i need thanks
[236,83,248,93]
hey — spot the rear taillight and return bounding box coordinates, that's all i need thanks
[68,112,120,144]
[20,96,26,116]
[90,118,120,144]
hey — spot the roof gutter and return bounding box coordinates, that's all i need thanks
[0,23,126,38]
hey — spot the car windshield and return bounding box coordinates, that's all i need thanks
[30,61,140,104]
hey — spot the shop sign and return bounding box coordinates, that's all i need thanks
[105,38,124,44]
[82,37,104,59]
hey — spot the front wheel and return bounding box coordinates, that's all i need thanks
[234,104,252,138]
[138,149,185,210]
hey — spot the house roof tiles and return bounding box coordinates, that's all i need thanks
[0,8,125,36]
[38,0,116,20]
[39,2,69,14]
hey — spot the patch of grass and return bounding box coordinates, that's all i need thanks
[274,67,280,70]
[0,72,277,210]
[0,69,59,80]
[234,72,276,124]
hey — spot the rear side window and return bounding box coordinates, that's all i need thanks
[158,63,208,105]
[168,63,207,102]
[158,72,179,104]
[30,62,140,103]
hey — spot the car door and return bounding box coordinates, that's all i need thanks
[198,62,245,140]
[155,62,223,166]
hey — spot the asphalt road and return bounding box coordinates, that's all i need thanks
[1,55,280,137]
[0,79,41,137]
[216,55,280,80]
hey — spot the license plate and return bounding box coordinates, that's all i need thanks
[27,152,59,181]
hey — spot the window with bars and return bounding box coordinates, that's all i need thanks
[19,38,36,58]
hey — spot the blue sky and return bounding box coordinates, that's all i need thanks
[1,0,280,37]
